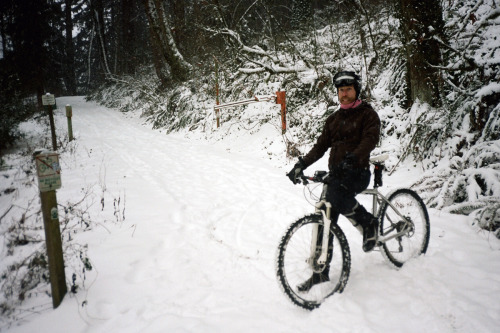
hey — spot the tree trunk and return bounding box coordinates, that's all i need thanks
[169,0,185,51]
[92,0,112,78]
[64,0,77,95]
[119,0,135,75]
[142,0,192,84]
[398,0,444,107]
[0,14,7,56]
[143,0,171,86]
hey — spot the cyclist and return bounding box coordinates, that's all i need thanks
[287,70,381,291]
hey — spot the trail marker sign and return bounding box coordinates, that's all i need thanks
[42,93,56,106]
[35,150,62,192]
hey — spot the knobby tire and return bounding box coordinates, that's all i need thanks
[378,188,430,268]
[276,214,351,310]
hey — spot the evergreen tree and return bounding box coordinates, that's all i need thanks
[1,0,64,106]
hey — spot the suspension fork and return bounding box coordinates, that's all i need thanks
[309,200,333,266]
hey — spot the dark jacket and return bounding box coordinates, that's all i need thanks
[302,101,380,170]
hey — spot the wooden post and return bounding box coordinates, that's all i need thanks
[47,104,57,151]
[42,93,57,151]
[40,190,67,308]
[65,105,73,141]
[34,149,67,308]
[276,91,286,134]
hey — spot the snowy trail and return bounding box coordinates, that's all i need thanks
[5,97,500,333]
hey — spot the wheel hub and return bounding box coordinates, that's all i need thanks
[396,218,415,238]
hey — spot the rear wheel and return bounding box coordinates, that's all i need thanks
[378,189,430,267]
[276,214,351,310]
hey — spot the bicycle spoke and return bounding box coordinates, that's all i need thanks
[378,189,430,267]
[276,214,351,310]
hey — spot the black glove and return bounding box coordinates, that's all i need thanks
[339,152,357,171]
[287,157,306,184]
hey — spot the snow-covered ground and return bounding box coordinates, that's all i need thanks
[1,96,500,332]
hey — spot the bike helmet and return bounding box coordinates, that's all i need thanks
[333,71,361,99]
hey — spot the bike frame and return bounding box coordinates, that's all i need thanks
[361,188,381,216]
[311,184,414,264]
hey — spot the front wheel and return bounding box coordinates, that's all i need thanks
[378,189,430,268]
[276,214,351,310]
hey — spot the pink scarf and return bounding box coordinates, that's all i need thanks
[340,99,362,109]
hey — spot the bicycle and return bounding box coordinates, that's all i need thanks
[276,154,430,310]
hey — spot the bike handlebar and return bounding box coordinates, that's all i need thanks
[292,154,388,187]
[299,171,329,185]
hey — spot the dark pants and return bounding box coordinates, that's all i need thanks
[326,168,372,226]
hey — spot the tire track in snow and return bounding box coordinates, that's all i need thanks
[57,97,296,299]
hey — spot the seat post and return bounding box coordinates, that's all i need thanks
[372,188,378,216]
[373,163,384,188]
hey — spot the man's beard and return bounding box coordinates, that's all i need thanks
[340,96,356,104]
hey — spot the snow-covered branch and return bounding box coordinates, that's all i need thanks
[430,36,478,71]
[204,26,313,77]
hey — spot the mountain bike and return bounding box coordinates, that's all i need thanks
[276,154,430,310]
